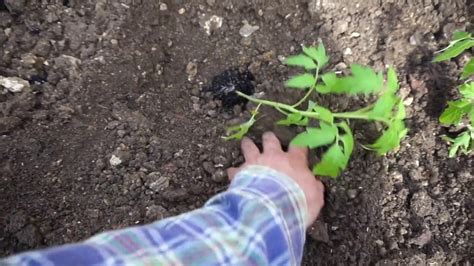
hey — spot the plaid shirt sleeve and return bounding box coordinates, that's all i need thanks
[2,165,308,266]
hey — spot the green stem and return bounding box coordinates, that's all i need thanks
[237,91,390,125]
[292,67,320,108]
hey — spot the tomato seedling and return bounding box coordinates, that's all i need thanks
[225,43,407,178]
[434,31,474,157]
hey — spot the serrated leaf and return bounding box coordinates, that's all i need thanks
[316,65,384,95]
[370,93,398,119]
[444,131,472,158]
[338,122,354,168]
[459,82,474,99]
[395,100,406,120]
[313,106,334,124]
[439,100,471,125]
[303,43,329,69]
[387,67,399,93]
[291,122,338,148]
[369,120,407,155]
[284,54,317,70]
[452,31,471,41]
[277,113,308,126]
[313,143,346,178]
[433,39,474,62]
[285,73,316,89]
[461,58,474,79]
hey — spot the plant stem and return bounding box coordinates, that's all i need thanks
[292,67,320,108]
[237,91,390,125]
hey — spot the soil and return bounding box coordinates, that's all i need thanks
[1,0,472,264]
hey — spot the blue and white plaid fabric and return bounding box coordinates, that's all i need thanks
[2,166,308,266]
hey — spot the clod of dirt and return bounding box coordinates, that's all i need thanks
[3,0,26,14]
[208,68,254,108]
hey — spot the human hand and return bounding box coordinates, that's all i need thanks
[227,132,325,227]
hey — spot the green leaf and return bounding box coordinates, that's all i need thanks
[469,108,474,125]
[459,82,474,99]
[433,39,474,62]
[386,67,399,93]
[452,31,471,41]
[284,54,317,70]
[395,100,406,120]
[303,43,329,69]
[316,65,384,95]
[277,113,308,126]
[338,122,354,168]
[313,143,346,178]
[461,58,474,79]
[439,100,471,126]
[370,93,398,119]
[369,120,407,155]
[285,73,316,89]
[444,131,472,158]
[313,106,334,124]
[291,122,338,148]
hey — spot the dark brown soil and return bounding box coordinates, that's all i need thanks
[1,0,472,264]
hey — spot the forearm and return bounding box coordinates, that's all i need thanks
[1,166,308,266]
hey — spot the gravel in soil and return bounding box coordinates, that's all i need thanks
[1,0,472,264]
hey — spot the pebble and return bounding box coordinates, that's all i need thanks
[146,205,168,220]
[178,8,185,15]
[110,39,118,46]
[350,32,361,38]
[347,189,358,199]
[239,21,260,38]
[343,48,353,56]
[159,3,168,11]
[0,76,30,93]
[109,155,122,166]
[146,172,170,192]
[186,62,198,81]
[202,161,215,174]
[199,14,223,35]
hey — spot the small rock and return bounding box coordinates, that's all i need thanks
[350,32,361,38]
[347,189,358,199]
[403,96,414,106]
[186,62,198,81]
[409,35,418,46]
[206,0,215,6]
[110,39,118,46]
[109,155,122,166]
[146,172,170,192]
[239,21,260,38]
[178,8,186,15]
[390,171,404,183]
[309,220,330,243]
[335,62,348,70]
[199,14,223,35]
[343,48,352,56]
[409,230,432,247]
[0,76,30,93]
[159,3,168,11]
[212,169,226,183]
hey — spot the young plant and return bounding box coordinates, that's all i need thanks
[434,31,474,157]
[225,43,407,178]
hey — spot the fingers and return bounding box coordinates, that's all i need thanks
[262,132,282,154]
[288,145,309,162]
[241,137,259,162]
[227,167,239,181]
